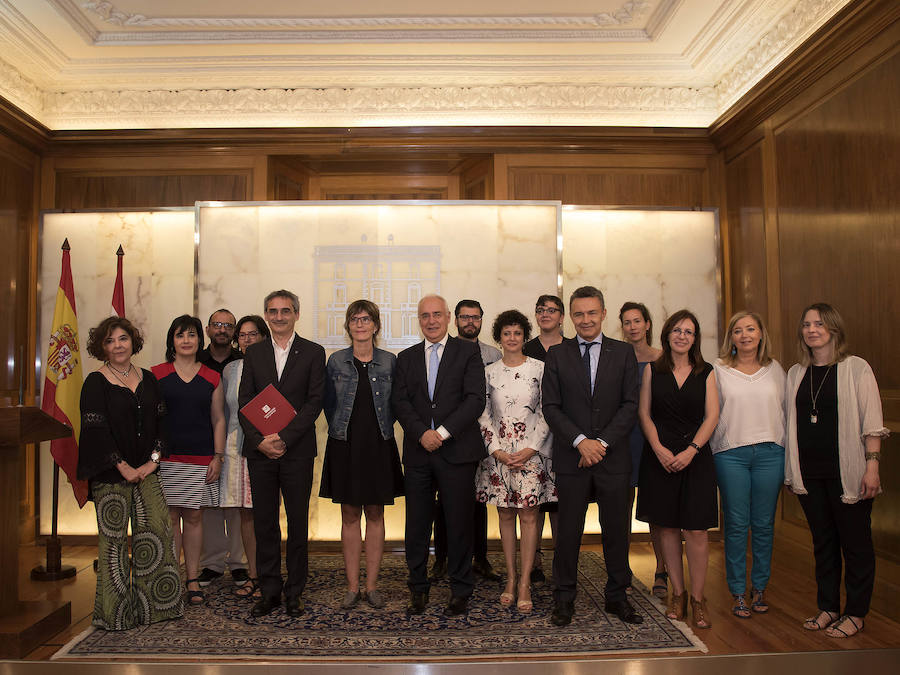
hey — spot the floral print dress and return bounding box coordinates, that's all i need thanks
[475,357,557,508]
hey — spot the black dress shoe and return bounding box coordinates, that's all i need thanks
[428,559,447,581]
[444,595,469,616]
[251,595,281,617]
[285,595,305,617]
[605,598,643,624]
[472,558,501,582]
[406,591,429,616]
[551,600,574,626]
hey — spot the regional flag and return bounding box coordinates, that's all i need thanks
[41,239,88,507]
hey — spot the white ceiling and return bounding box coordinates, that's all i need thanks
[0,0,851,130]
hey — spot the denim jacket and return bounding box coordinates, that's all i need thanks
[324,347,396,441]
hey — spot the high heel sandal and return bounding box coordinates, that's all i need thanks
[499,589,515,607]
[666,591,687,621]
[691,596,712,629]
[517,584,533,613]
[185,578,204,606]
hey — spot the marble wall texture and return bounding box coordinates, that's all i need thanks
[39,210,196,535]
[38,203,719,539]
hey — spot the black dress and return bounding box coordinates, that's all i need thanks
[636,362,718,530]
[319,358,404,506]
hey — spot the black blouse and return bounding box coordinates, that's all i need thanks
[77,370,166,487]
[796,364,840,480]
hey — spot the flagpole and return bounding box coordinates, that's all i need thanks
[32,239,78,582]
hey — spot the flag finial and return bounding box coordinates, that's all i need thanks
[116,245,124,256]
[62,238,70,251]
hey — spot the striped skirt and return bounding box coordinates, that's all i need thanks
[158,456,220,509]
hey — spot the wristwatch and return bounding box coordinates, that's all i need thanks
[150,450,161,464]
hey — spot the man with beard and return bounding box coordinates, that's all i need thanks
[429,300,501,583]
[196,309,250,590]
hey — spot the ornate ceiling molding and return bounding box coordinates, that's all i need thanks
[0,58,42,119]
[30,81,716,129]
[715,0,848,109]
[72,0,663,43]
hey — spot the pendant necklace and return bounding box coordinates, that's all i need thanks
[106,361,133,386]
[809,364,833,424]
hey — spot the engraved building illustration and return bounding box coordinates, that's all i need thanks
[313,238,440,349]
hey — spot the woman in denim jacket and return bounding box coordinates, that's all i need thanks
[321,299,404,610]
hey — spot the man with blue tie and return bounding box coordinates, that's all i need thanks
[392,294,486,616]
[542,286,642,626]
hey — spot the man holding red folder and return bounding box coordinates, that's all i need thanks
[239,289,325,618]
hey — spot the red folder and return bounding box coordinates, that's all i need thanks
[240,384,297,435]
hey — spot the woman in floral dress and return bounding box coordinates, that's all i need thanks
[476,309,556,613]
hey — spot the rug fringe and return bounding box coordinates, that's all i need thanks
[52,625,96,660]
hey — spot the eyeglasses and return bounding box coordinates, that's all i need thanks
[349,316,373,325]
[238,331,260,340]
[671,328,696,337]
[535,307,561,315]
[210,321,234,329]
[456,314,482,323]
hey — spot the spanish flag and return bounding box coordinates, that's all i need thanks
[40,239,88,507]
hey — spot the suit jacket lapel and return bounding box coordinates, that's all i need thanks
[410,341,428,397]
[259,339,278,385]
[591,337,613,401]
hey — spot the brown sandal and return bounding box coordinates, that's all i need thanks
[666,591,687,621]
[691,596,712,629]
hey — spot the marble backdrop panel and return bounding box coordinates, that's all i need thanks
[198,202,559,540]
[562,208,720,362]
[39,210,196,535]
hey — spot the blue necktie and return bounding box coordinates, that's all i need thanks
[582,341,597,394]
[428,343,440,428]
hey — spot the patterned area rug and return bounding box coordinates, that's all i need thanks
[56,552,703,660]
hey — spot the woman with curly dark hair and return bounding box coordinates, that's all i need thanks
[475,309,556,613]
[77,316,184,630]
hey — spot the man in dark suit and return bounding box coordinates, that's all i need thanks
[238,289,325,618]
[542,286,642,626]
[392,294,486,616]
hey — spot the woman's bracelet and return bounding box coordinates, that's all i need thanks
[865,451,881,462]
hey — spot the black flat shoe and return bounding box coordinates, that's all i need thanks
[551,600,574,626]
[444,595,469,616]
[285,595,305,617]
[605,598,643,624]
[251,595,281,617]
[406,591,429,616]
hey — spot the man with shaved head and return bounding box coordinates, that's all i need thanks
[392,294,486,616]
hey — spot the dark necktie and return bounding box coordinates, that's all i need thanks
[582,341,597,392]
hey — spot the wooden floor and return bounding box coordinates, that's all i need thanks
[13,535,900,662]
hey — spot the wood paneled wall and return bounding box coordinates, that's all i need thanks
[713,0,899,614]
[0,126,41,544]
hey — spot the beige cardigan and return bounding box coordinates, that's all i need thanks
[784,355,889,503]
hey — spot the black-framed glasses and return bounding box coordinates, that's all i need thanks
[349,316,373,325]
[456,314,482,323]
[238,330,260,340]
[535,307,561,315]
